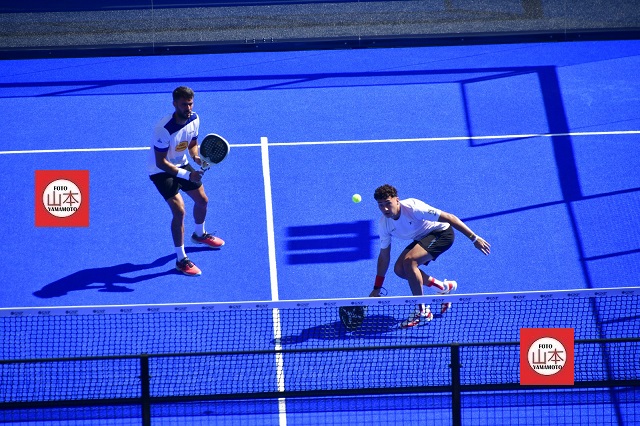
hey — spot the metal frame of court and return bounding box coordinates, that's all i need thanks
[2,338,639,426]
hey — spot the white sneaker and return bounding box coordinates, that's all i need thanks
[400,304,433,328]
[437,279,457,295]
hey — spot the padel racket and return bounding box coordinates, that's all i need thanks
[198,133,230,171]
[338,306,368,331]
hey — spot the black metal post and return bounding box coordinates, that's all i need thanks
[140,355,151,426]
[450,344,462,426]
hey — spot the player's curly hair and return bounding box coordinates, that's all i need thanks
[173,86,195,101]
[374,184,398,201]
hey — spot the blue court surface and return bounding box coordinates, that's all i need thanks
[1,39,639,308]
[1,39,640,426]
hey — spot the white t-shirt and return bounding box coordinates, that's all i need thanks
[148,112,200,175]
[378,198,450,249]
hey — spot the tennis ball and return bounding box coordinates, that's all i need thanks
[352,193,362,203]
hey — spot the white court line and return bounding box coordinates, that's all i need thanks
[267,129,640,146]
[0,147,152,155]
[1,130,638,155]
[260,136,287,426]
[261,136,280,302]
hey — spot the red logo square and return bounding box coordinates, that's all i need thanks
[35,170,90,227]
[520,328,574,385]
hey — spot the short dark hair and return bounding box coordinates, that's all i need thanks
[172,86,194,101]
[374,184,398,201]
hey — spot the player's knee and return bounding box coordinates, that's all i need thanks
[173,206,186,221]
[194,193,209,209]
[402,256,420,270]
[168,200,186,220]
[393,262,406,279]
[196,198,208,209]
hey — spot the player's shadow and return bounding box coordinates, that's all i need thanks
[33,247,211,298]
[277,314,399,345]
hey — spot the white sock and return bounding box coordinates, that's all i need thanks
[195,222,205,237]
[426,276,445,292]
[175,245,187,261]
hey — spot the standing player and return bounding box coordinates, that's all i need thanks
[370,184,490,328]
[148,86,225,276]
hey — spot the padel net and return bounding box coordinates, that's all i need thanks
[1,287,639,424]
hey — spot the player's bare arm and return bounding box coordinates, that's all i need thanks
[370,246,391,297]
[188,138,202,166]
[438,211,490,255]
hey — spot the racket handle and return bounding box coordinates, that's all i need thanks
[186,155,206,174]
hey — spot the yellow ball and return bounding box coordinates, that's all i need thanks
[352,193,362,203]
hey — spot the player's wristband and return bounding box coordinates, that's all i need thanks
[176,168,190,180]
[471,235,479,243]
[374,275,385,290]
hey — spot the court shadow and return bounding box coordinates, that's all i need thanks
[285,220,378,264]
[33,247,210,298]
[277,314,399,345]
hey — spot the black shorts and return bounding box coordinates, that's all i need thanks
[149,165,202,200]
[404,227,455,265]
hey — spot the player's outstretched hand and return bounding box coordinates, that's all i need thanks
[474,236,491,255]
[369,288,381,297]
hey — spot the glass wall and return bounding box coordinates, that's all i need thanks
[1,1,639,57]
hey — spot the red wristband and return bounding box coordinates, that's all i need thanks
[374,275,385,289]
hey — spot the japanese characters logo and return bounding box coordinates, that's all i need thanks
[35,170,89,227]
[520,328,574,385]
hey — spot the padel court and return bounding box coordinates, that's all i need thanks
[1,39,639,425]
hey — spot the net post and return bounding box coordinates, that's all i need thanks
[450,343,462,426]
[139,354,151,426]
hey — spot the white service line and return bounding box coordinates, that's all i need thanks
[265,129,640,146]
[260,136,287,426]
[3,130,637,156]
[261,136,280,302]
[0,147,151,155]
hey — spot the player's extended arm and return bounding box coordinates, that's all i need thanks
[370,246,391,297]
[438,211,490,255]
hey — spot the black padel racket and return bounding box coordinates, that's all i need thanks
[338,306,368,331]
[199,133,230,171]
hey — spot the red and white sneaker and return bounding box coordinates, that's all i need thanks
[191,232,225,248]
[437,280,456,314]
[400,304,433,328]
[437,279,457,295]
[176,257,201,276]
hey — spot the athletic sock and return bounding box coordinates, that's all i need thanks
[195,222,205,237]
[175,245,187,261]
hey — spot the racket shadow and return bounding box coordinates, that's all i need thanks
[32,247,211,298]
[277,314,399,345]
